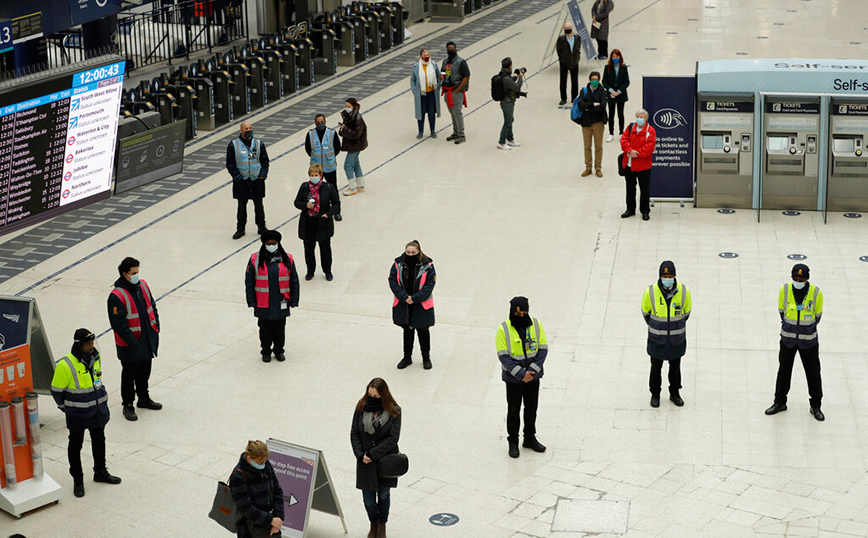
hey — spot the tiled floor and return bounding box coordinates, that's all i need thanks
[3,0,868,537]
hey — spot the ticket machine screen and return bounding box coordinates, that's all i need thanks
[768,136,789,152]
[834,138,855,153]
[702,135,724,149]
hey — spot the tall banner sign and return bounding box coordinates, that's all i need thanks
[643,76,696,199]
[566,0,597,61]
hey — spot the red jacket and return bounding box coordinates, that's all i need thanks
[620,123,657,172]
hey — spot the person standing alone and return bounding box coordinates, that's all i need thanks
[555,21,581,106]
[226,122,270,239]
[578,71,608,177]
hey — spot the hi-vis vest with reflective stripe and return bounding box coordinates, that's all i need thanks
[50,352,109,418]
[779,282,822,347]
[641,282,691,345]
[233,138,262,180]
[111,281,159,347]
[309,129,337,173]
[251,252,293,308]
[392,262,434,310]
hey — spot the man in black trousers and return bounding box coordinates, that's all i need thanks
[555,21,581,106]
[227,121,270,239]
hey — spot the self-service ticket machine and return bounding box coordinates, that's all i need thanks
[253,37,285,103]
[185,62,216,131]
[286,25,315,87]
[695,96,755,208]
[219,51,252,118]
[272,33,300,95]
[827,99,868,211]
[202,57,235,125]
[762,97,821,210]
[237,45,269,110]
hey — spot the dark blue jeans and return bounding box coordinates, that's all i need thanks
[362,487,391,524]
[499,101,515,144]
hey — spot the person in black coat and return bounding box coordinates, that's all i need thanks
[602,49,630,141]
[107,256,162,422]
[226,122,270,239]
[245,230,300,362]
[229,440,285,538]
[294,164,341,281]
[350,378,402,538]
[390,240,436,370]
[578,71,609,177]
[554,21,581,105]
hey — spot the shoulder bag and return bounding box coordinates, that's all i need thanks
[209,470,244,532]
[378,453,410,478]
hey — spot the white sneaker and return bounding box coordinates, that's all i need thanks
[507,141,521,147]
[605,134,614,143]
[497,143,512,150]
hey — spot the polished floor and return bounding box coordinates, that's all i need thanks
[3,0,868,537]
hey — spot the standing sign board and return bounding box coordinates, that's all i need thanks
[541,0,597,69]
[267,439,347,537]
[643,76,697,200]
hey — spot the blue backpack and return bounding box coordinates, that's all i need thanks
[570,87,588,124]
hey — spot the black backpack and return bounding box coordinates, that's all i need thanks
[490,71,506,102]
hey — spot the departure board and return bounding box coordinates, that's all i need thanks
[0,59,125,235]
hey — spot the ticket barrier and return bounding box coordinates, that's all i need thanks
[122,88,157,115]
[369,5,393,51]
[352,5,381,57]
[694,96,755,208]
[202,57,235,125]
[182,62,217,131]
[219,51,252,118]
[827,99,868,211]
[465,0,481,14]
[252,37,285,103]
[387,2,407,46]
[163,76,198,140]
[341,9,369,63]
[762,98,821,210]
[151,76,180,127]
[237,45,269,110]
[271,34,300,95]
[431,0,466,22]
[286,25,315,87]
[310,21,338,78]
[318,12,356,67]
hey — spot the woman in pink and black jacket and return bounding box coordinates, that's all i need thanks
[389,240,436,371]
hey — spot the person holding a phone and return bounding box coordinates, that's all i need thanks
[294,164,340,281]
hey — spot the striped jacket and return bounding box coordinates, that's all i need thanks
[50,351,110,429]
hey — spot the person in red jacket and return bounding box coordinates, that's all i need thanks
[620,109,657,220]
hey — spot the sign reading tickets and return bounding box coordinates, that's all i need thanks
[267,439,346,538]
[643,76,696,199]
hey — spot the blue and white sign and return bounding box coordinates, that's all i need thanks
[565,0,597,61]
[0,20,12,54]
[70,0,124,28]
[643,76,696,199]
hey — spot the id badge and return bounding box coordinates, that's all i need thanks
[281,301,288,310]
[525,339,538,353]
[796,304,804,311]
[93,378,103,389]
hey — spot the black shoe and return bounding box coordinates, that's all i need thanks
[262,353,272,363]
[810,407,825,421]
[522,437,546,453]
[257,227,267,235]
[642,213,650,221]
[508,439,520,458]
[73,481,85,497]
[558,99,567,106]
[650,396,660,408]
[422,355,432,370]
[93,469,122,485]
[325,273,334,281]
[334,214,343,222]
[305,273,314,281]
[764,403,787,415]
[275,353,286,362]
[446,134,457,141]
[136,399,163,410]
[397,357,412,369]
[454,136,466,145]
[232,230,245,240]
[621,211,635,218]
[123,405,138,421]
[669,395,684,407]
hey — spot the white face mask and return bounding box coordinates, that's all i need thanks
[129,274,140,285]
[661,277,675,289]
[792,281,806,290]
[265,244,279,253]
[309,176,322,184]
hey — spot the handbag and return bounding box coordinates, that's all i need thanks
[208,473,243,532]
[247,520,275,538]
[377,453,409,478]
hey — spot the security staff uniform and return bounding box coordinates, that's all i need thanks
[227,132,270,238]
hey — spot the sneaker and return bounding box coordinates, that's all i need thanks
[454,136,466,145]
[122,405,138,421]
[232,230,245,240]
[507,141,521,147]
[581,169,593,177]
[430,131,438,138]
[446,134,457,141]
[598,54,608,60]
[356,188,365,193]
[343,189,358,196]
[497,143,511,150]
[605,134,614,143]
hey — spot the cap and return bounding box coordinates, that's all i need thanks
[792,263,810,279]
[659,261,676,277]
[73,328,95,343]
[509,296,529,313]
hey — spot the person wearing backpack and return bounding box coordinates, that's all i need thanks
[494,57,525,150]
[577,71,608,177]
[619,109,657,220]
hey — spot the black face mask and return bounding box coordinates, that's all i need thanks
[565,29,572,34]
[364,397,383,412]
[509,313,532,330]
[447,50,457,60]
[315,123,326,133]
[243,130,253,140]
[403,253,420,265]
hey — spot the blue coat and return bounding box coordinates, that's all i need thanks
[410,60,441,121]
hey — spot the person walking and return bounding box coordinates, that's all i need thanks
[294,164,340,281]
[555,21,581,106]
[620,109,657,220]
[229,440,285,538]
[641,261,692,408]
[339,98,368,196]
[245,230,300,363]
[305,114,343,221]
[765,264,825,421]
[591,0,614,60]
[497,297,548,458]
[350,378,402,538]
[578,71,608,177]
[602,49,629,142]
[390,240,436,370]
[410,48,441,139]
[441,41,470,145]
[227,122,270,240]
[496,58,525,151]
[50,329,122,498]
[107,256,162,422]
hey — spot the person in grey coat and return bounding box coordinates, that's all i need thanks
[591,0,614,60]
[350,378,402,538]
[410,48,441,139]
[497,57,525,150]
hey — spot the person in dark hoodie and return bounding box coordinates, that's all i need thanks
[226,122,270,240]
[496,297,548,458]
[245,229,300,363]
[107,256,162,422]
[390,240,436,370]
[229,440,284,538]
[50,329,121,498]
[497,57,525,151]
[577,71,609,177]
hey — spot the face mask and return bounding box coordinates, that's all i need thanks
[309,176,322,184]
[129,274,140,285]
[403,253,420,265]
[265,244,279,253]
[661,277,675,289]
[447,50,456,59]
[509,312,533,330]
[243,130,253,139]
[635,118,646,127]
[315,123,326,133]
[612,58,620,64]
[249,460,266,470]
[565,29,572,34]
[422,57,430,63]
[792,281,806,290]
[590,80,600,88]
[346,106,353,112]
